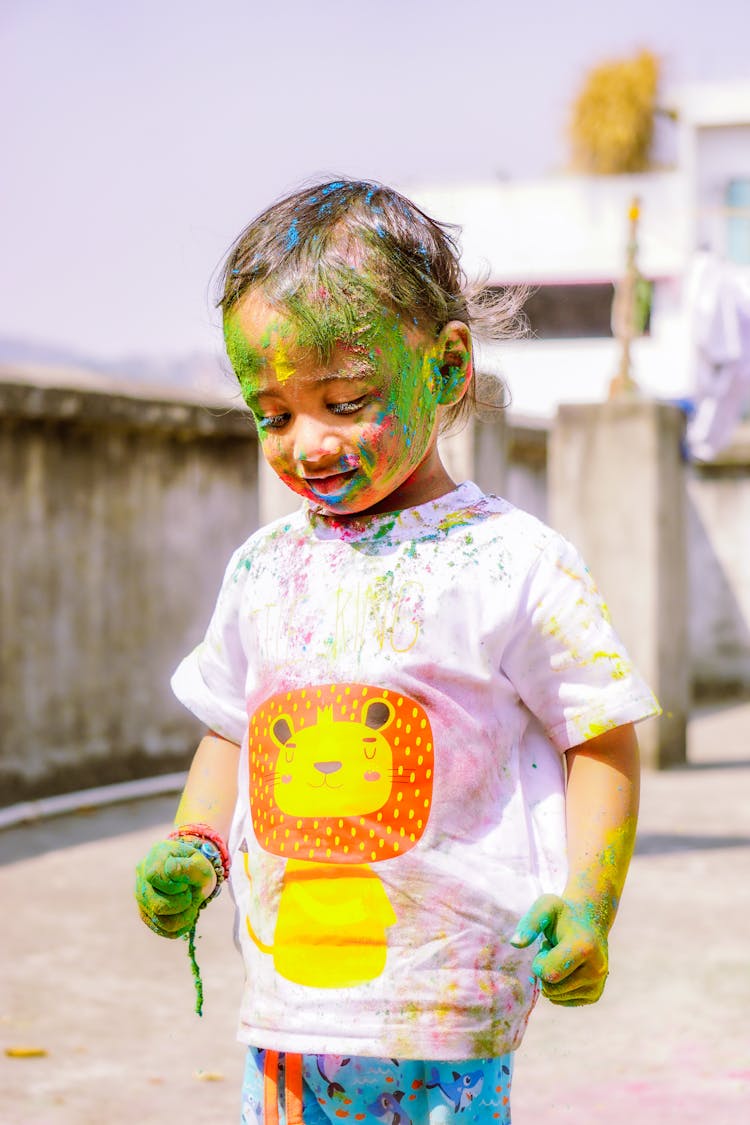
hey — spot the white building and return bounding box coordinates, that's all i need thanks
[409,81,750,440]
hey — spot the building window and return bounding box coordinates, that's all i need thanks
[489,283,623,339]
[727,179,750,265]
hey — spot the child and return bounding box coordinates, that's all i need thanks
[135,179,659,1124]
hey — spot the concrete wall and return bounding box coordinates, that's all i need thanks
[502,419,549,522]
[3,369,749,801]
[456,405,750,705]
[0,377,258,803]
[549,402,689,768]
[439,412,548,521]
[542,410,750,702]
[505,411,750,702]
[688,430,750,694]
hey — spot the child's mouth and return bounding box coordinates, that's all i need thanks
[302,468,359,497]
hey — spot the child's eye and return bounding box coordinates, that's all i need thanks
[328,396,369,416]
[256,412,290,431]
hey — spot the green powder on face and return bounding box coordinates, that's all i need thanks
[223,315,266,399]
[284,268,381,361]
[224,263,443,482]
[376,321,440,454]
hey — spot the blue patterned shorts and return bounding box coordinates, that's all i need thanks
[240,1047,513,1124]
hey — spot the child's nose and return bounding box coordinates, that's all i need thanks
[293,418,341,464]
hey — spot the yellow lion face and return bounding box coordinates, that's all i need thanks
[270,699,394,817]
[249,684,434,864]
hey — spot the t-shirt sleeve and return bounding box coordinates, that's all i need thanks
[170,547,249,745]
[500,533,661,751]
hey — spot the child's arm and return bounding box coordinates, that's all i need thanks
[511,722,640,1005]
[135,731,240,938]
[173,729,241,839]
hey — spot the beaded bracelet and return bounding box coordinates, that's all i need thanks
[166,823,232,1017]
[168,822,231,880]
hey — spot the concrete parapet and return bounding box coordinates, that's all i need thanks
[0,376,259,804]
[439,408,508,497]
[687,431,750,697]
[7,365,735,794]
[549,400,688,768]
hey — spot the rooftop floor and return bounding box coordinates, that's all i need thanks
[2,701,749,1124]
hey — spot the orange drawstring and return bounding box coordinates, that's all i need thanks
[263,1050,304,1125]
[263,1051,280,1125]
[285,1053,304,1125]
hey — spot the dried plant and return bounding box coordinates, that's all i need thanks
[569,50,661,175]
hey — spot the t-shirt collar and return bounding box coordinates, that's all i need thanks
[305,480,484,543]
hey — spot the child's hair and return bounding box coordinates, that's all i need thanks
[217,178,527,431]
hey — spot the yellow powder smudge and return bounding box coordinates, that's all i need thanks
[581,718,617,740]
[272,343,295,383]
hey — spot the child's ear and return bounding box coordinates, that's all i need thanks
[434,321,473,405]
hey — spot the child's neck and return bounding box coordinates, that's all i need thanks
[337,462,458,519]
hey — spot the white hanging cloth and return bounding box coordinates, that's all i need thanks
[684,252,750,461]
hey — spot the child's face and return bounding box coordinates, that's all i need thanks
[226,292,456,516]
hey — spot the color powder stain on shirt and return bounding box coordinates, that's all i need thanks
[591,650,631,680]
[554,560,612,622]
[372,517,399,541]
[580,717,618,740]
[437,509,483,534]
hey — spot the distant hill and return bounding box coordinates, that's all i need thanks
[0,336,236,398]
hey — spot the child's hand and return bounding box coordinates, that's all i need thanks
[135,840,217,939]
[510,894,608,1006]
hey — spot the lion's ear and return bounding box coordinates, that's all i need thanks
[271,714,295,747]
[362,698,394,732]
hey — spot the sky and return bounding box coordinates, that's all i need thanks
[2,0,749,363]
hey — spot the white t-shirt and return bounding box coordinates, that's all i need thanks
[172,481,659,1060]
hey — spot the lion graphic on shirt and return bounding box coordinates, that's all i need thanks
[243,684,434,988]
